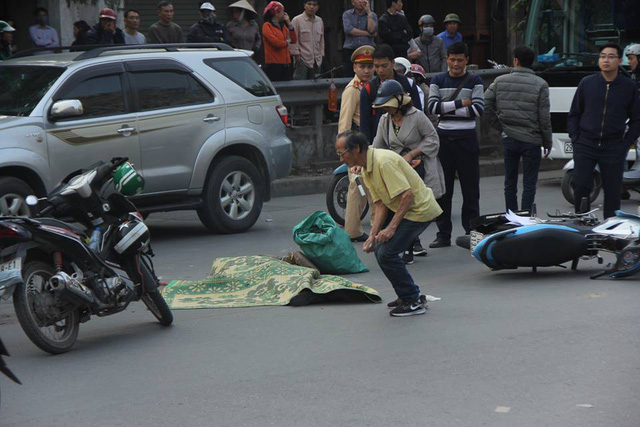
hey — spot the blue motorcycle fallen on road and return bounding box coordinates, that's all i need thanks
[458,207,640,279]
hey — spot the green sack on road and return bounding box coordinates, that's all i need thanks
[292,211,369,274]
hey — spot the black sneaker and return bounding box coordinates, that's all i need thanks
[413,241,428,256]
[402,250,414,265]
[387,295,428,308]
[350,233,369,242]
[390,299,427,317]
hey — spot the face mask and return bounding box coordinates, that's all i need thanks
[37,16,48,26]
[422,27,434,37]
[202,14,215,24]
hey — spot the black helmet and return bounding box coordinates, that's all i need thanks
[418,14,435,26]
[113,213,150,255]
[372,80,405,109]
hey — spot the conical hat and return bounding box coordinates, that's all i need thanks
[228,0,257,14]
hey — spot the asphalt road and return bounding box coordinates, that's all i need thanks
[1,171,639,427]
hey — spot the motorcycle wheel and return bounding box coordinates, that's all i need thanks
[561,170,602,205]
[326,173,368,226]
[13,261,79,354]
[141,291,173,326]
[138,260,173,326]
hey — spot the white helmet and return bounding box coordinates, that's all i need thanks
[393,57,412,75]
[626,44,640,57]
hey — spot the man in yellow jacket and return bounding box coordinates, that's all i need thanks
[335,130,442,317]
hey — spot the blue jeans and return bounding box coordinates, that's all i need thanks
[503,137,542,212]
[375,215,430,302]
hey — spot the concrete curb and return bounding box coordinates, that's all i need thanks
[272,158,567,198]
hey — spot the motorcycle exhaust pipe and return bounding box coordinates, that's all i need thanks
[50,272,96,306]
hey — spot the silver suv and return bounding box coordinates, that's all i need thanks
[0,44,291,233]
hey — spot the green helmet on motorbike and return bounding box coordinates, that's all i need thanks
[113,162,145,196]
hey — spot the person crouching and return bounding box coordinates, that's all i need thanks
[335,130,442,317]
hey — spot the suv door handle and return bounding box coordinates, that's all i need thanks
[117,126,136,136]
[203,115,221,123]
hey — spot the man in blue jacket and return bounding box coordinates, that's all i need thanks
[568,42,640,218]
[360,44,421,143]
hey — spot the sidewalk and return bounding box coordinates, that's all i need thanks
[272,158,566,198]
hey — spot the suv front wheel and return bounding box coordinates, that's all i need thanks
[0,177,36,217]
[197,156,263,234]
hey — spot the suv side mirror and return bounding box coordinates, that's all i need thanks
[50,99,84,120]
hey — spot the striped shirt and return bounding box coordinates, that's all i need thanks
[428,72,484,133]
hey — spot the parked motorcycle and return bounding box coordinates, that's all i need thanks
[558,139,638,205]
[326,163,368,225]
[0,337,21,408]
[0,157,172,354]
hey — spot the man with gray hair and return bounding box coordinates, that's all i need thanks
[408,14,446,73]
[335,130,442,317]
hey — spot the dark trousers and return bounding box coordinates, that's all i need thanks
[503,137,542,212]
[573,141,627,218]
[435,130,480,239]
[263,63,291,82]
[375,213,430,302]
[342,48,355,78]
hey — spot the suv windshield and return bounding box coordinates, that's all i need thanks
[0,66,65,116]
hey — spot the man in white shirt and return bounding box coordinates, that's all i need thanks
[124,9,146,45]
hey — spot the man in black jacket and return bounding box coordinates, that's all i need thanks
[378,0,412,59]
[568,42,640,218]
[186,2,230,44]
[360,44,421,143]
[76,8,125,45]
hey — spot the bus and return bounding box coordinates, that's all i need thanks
[524,0,640,159]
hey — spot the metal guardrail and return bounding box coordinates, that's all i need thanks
[272,68,512,108]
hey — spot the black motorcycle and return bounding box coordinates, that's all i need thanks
[0,157,172,354]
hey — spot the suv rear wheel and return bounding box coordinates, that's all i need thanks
[0,177,35,217]
[197,156,263,234]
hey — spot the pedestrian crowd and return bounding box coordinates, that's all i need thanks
[0,0,466,83]
[0,1,259,59]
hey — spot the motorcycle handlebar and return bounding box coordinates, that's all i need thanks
[93,157,129,188]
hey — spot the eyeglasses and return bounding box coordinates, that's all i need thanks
[599,54,619,60]
[336,148,350,158]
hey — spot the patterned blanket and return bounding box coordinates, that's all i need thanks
[161,256,381,309]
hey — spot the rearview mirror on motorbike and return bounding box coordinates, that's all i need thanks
[25,195,38,206]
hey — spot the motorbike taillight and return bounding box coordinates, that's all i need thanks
[0,223,30,240]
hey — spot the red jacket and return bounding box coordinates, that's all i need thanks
[262,22,297,65]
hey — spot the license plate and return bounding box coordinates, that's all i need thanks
[0,257,21,273]
[469,231,484,253]
[564,141,573,153]
[0,257,22,292]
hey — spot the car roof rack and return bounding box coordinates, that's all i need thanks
[9,43,234,61]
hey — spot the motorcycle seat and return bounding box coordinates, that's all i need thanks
[36,218,87,237]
